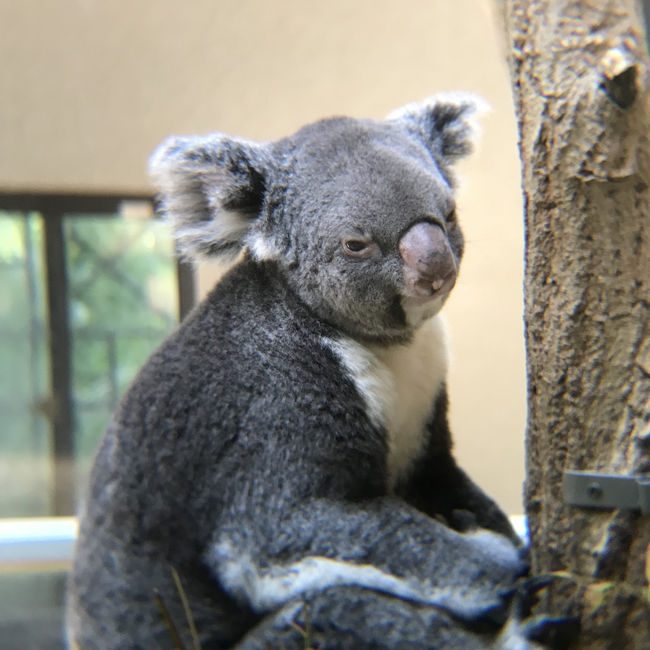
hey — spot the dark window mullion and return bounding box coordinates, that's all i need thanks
[43,212,75,515]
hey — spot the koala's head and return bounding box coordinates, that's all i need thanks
[150,95,482,343]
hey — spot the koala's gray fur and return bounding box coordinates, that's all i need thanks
[66,96,549,649]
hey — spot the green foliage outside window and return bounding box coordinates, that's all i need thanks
[0,211,178,517]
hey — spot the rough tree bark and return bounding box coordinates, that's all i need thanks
[500,1,650,647]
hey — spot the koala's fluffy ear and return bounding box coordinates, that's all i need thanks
[149,134,270,259]
[387,93,486,178]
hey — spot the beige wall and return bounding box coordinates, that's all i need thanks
[1,0,526,513]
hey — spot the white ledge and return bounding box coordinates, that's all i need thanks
[0,517,78,569]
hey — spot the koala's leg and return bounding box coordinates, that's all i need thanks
[444,464,521,541]
[232,585,543,650]
[399,389,520,544]
[206,497,526,627]
[404,455,521,542]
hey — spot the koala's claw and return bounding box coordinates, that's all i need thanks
[519,614,581,650]
[511,574,556,618]
[494,576,580,649]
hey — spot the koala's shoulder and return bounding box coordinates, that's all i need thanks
[121,259,338,410]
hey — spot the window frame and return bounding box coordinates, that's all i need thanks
[0,192,196,516]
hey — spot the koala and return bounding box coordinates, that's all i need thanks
[66,95,555,649]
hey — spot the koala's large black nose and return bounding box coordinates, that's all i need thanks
[399,222,457,298]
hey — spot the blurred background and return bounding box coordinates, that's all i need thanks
[0,0,525,646]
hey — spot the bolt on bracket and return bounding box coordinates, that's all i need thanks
[563,470,650,515]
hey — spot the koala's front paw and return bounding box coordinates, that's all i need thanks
[496,576,581,649]
[466,529,529,578]
[443,529,529,625]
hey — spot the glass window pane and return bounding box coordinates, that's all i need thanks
[0,210,179,517]
[65,214,178,504]
[0,212,50,517]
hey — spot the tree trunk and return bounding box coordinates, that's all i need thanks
[500,1,650,647]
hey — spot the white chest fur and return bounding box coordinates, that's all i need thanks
[324,316,449,489]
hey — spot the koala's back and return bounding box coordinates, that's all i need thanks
[67,258,386,649]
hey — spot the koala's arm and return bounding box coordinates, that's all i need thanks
[397,388,520,544]
[205,464,524,626]
[195,327,523,624]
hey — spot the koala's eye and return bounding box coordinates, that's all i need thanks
[446,209,457,223]
[345,240,367,253]
[342,238,376,258]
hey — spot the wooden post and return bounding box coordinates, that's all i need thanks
[500,1,650,646]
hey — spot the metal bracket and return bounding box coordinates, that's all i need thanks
[563,471,650,515]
